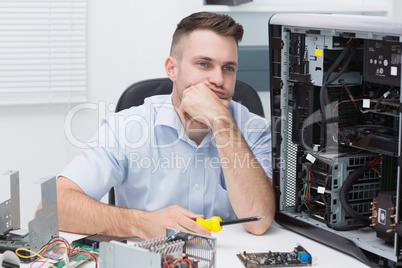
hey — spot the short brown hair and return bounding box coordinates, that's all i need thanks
[170,12,243,57]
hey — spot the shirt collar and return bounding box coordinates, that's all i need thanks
[154,94,181,130]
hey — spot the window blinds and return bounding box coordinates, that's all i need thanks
[0,0,87,105]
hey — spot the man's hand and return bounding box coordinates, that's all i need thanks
[179,81,232,128]
[141,205,211,239]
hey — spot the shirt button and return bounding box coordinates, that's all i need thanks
[194,184,200,190]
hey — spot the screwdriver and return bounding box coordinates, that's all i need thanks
[196,216,264,233]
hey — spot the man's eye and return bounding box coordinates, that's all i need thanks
[224,66,235,72]
[198,62,208,67]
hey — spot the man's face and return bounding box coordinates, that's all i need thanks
[170,29,238,109]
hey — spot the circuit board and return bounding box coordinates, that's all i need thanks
[0,235,30,252]
[53,242,98,268]
[237,244,312,267]
[0,235,32,261]
[53,253,92,268]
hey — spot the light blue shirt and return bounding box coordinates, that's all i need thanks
[61,94,272,220]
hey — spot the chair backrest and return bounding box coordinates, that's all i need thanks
[109,78,265,205]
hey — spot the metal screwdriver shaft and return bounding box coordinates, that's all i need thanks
[221,216,264,226]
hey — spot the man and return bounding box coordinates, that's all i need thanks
[57,12,275,239]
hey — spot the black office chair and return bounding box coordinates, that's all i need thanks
[108,77,265,205]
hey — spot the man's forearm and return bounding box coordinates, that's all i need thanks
[56,177,147,238]
[56,177,211,239]
[58,187,146,238]
[212,117,275,235]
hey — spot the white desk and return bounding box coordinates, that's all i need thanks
[214,221,369,267]
[14,221,369,268]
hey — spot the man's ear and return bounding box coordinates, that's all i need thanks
[165,56,177,81]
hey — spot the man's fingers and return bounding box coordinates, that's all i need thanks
[177,216,211,236]
[149,206,212,238]
[174,207,211,236]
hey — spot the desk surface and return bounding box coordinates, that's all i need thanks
[14,221,369,268]
[214,221,369,267]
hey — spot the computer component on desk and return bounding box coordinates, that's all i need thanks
[99,227,216,268]
[0,171,59,262]
[270,13,402,267]
[71,233,131,251]
[237,243,312,267]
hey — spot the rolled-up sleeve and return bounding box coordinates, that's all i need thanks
[60,117,127,200]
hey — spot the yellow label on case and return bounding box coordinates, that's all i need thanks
[315,49,323,56]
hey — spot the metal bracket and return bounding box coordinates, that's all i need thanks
[99,228,216,268]
[0,171,20,235]
[99,241,161,268]
[28,176,59,252]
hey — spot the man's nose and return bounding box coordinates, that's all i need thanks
[209,68,224,88]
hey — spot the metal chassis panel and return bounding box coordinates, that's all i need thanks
[0,171,20,235]
[28,176,59,252]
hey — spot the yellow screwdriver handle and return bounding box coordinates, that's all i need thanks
[196,216,223,232]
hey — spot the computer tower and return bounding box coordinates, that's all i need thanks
[269,14,402,267]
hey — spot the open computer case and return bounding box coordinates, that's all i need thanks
[269,14,402,267]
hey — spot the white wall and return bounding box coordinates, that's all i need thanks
[390,0,402,21]
[0,0,393,228]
